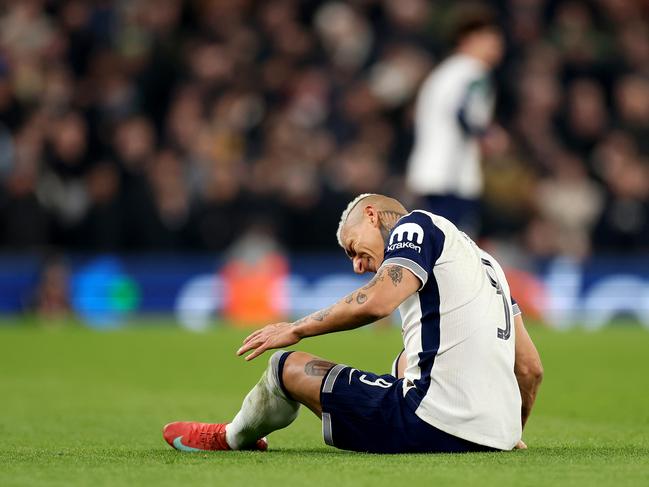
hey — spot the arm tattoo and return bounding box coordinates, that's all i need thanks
[292,305,333,326]
[312,305,333,321]
[387,266,403,286]
[346,267,401,309]
[362,268,384,290]
[304,359,337,377]
[291,316,308,327]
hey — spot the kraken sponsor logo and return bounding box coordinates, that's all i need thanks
[388,223,424,252]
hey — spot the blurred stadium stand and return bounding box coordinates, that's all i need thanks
[0,0,648,327]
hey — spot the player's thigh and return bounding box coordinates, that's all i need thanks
[282,351,336,417]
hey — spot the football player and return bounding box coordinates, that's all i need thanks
[164,194,542,453]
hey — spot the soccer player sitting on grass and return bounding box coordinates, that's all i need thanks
[163,194,543,453]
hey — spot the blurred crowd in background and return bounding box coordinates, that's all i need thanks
[0,0,648,258]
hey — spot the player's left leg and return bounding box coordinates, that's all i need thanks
[224,350,332,448]
[163,350,334,451]
[279,351,336,416]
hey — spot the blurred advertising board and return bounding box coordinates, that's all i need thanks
[0,254,648,330]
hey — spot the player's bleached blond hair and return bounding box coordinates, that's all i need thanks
[336,193,378,248]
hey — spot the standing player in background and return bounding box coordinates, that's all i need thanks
[406,8,505,235]
[163,194,543,454]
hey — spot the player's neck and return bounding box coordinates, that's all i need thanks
[378,210,406,245]
[455,47,492,69]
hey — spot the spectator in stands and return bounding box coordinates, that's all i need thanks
[0,0,646,258]
[30,256,72,325]
[405,7,504,235]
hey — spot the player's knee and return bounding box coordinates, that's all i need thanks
[279,352,334,414]
[267,350,314,400]
[267,350,293,395]
[280,351,309,388]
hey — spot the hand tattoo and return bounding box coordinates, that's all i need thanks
[344,293,354,304]
[356,292,367,304]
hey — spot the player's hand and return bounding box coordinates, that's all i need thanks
[514,440,528,450]
[237,322,300,361]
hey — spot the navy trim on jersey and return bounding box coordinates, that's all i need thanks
[381,210,446,410]
[410,271,443,407]
[381,210,445,289]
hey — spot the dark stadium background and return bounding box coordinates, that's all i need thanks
[0,0,647,330]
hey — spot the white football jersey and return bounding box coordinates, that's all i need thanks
[406,54,494,198]
[380,210,522,450]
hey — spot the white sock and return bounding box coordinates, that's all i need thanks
[225,351,300,450]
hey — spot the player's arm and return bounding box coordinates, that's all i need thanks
[457,78,494,136]
[514,314,543,431]
[237,265,420,361]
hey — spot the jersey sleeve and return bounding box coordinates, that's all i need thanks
[380,211,445,290]
[456,76,494,136]
[511,296,522,317]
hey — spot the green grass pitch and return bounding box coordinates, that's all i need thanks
[1,320,648,487]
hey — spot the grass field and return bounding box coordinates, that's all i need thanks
[1,320,648,487]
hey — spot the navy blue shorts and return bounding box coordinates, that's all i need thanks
[320,364,497,454]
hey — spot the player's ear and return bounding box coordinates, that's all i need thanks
[365,205,380,228]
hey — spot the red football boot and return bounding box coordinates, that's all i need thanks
[163,422,268,452]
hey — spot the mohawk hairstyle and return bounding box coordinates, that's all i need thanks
[336,193,378,248]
